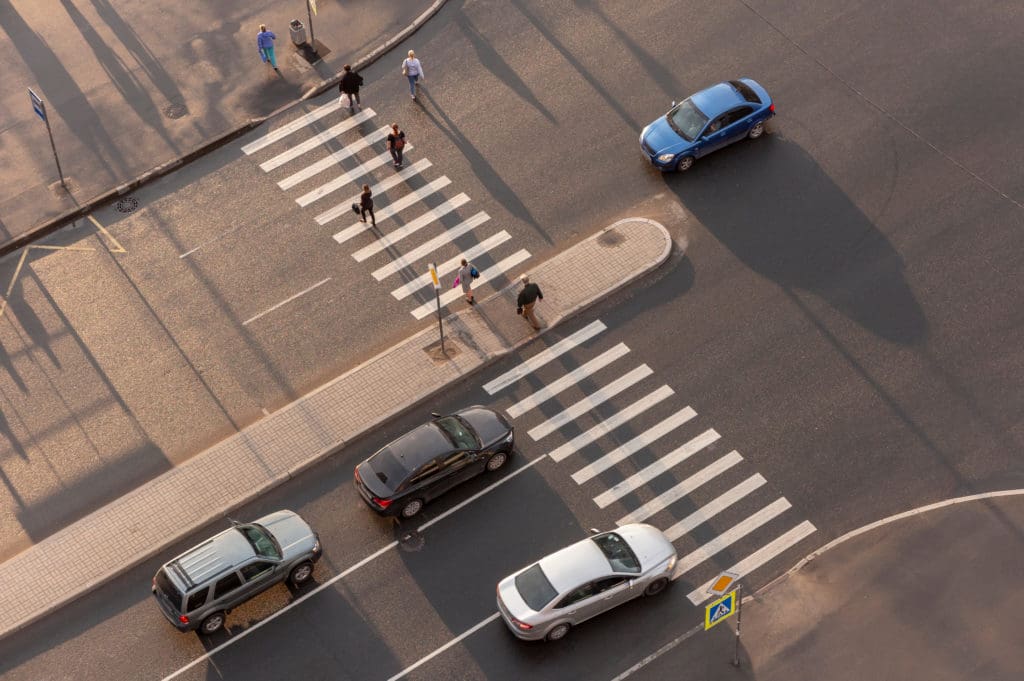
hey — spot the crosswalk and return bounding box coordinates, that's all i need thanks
[241,100,531,318]
[486,319,817,605]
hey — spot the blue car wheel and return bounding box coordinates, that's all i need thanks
[748,121,765,139]
[676,156,694,172]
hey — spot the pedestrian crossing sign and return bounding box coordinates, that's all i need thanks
[704,590,737,630]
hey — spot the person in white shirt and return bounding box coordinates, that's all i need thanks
[401,50,425,99]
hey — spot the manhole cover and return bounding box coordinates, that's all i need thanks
[163,103,189,119]
[115,197,139,214]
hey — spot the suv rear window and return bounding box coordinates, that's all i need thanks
[154,568,184,612]
[515,564,557,610]
[729,80,761,104]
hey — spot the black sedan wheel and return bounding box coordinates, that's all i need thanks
[485,451,509,472]
[675,156,694,172]
[748,122,765,139]
[400,498,424,518]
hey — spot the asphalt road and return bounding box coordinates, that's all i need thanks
[2,0,1024,676]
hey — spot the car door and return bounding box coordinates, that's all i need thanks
[211,570,248,610]
[433,450,481,496]
[720,106,754,146]
[695,114,732,157]
[238,560,282,599]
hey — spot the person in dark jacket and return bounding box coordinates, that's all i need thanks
[386,123,406,168]
[359,184,375,226]
[516,275,543,330]
[339,64,364,110]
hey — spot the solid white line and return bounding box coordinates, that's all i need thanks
[390,230,510,299]
[483,320,608,394]
[279,127,390,190]
[410,250,531,319]
[259,109,376,171]
[589,422,715,501]
[616,451,744,525]
[506,343,631,418]
[325,163,439,230]
[548,386,675,463]
[673,497,792,575]
[162,540,398,681]
[527,365,654,440]
[686,520,817,605]
[661,474,767,541]
[240,99,351,155]
[242,278,331,326]
[607,622,705,681]
[372,212,490,281]
[296,148,412,207]
[354,193,472,262]
[386,612,502,681]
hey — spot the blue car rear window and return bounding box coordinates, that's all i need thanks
[729,80,761,104]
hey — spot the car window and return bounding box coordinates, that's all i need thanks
[729,80,761,104]
[408,460,442,484]
[214,572,243,598]
[515,564,558,610]
[237,524,282,559]
[723,107,753,126]
[667,99,709,141]
[594,576,627,594]
[555,582,597,609]
[434,416,481,450]
[186,587,209,613]
[591,533,641,573]
[370,447,410,488]
[240,561,276,582]
[154,568,184,612]
[442,451,471,468]
[705,118,725,135]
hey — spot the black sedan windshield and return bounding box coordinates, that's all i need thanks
[667,99,708,141]
[435,416,480,450]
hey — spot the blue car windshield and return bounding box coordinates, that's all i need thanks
[666,99,708,142]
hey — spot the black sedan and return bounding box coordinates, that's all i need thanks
[354,407,515,518]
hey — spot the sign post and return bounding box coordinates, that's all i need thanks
[306,0,317,52]
[429,263,445,354]
[29,88,66,189]
[705,571,743,667]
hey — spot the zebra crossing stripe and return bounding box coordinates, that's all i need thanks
[548,386,675,463]
[673,497,792,576]
[483,321,607,394]
[373,212,491,281]
[279,127,390,190]
[296,149,412,207]
[410,250,531,319]
[241,99,349,155]
[528,365,655,440]
[686,521,817,605]
[353,193,472,262]
[390,231,511,300]
[259,109,376,172]
[590,423,718,503]
[506,343,631,418]
[615,450,743,525]
[325,161,437,231]
[660,474,767,541]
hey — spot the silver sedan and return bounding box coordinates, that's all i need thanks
[496,524,677,642]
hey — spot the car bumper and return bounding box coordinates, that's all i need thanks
[354,476,397,516]
[640,144,675,171]
[152,591,194,632]
[496,596,545,641]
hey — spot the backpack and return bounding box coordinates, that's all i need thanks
[470,266,479,279]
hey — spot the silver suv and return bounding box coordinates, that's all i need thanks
[151,510,322,635]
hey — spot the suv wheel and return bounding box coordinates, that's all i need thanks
[485,451,508,472]
[199,612,226,635]
[400,498,424,518]
[289,561,314,587]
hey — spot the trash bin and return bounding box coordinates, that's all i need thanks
[289,19,307,46]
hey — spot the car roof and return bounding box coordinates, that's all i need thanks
[388,422,453,471]
[538,537,611,593]
[690,81,746,118]
[168,526,255,589]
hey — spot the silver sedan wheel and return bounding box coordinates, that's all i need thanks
[644,577,669,596]
[748,122,765,139]
[546,622,571,641]
[485,452,508,472]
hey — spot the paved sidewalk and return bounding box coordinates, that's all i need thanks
[619,491,1024,681]
[0,217,672,639]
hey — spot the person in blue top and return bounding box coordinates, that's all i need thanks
[257,24,278,71]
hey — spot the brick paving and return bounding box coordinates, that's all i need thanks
[0,218,672,639]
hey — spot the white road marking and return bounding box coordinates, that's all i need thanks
[661,474,767,541]
[548,386,675,463]
[325,163,440,231]
[673,497,792,575]
[483,320,608,394]
[527,365,654,440]
[410,250,531,319]
[242,278,331,326]
[295,148,412,207]
[589,422,716,502]
[240,99,350,155]
[259,109,376,171]
[372,212,490,281]
[386,613,502,681]
[390,230,511,300]
[354,193,472,262]
[178,222,249,258]
[279,127,390,190]
[506,343,631,418]
[686,520,817,605]
[615,451,743,525]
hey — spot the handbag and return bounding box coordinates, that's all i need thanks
[402,62,408,76]
[351,203,360,215]
[395,135,406,150]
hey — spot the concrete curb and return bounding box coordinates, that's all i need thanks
[0,217,673,641]
[0,0,450,260]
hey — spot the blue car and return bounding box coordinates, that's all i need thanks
[640,79,774,172]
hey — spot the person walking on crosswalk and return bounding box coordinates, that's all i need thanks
[455,259,477,306]
[359,184,376,227]
[338,64,363,110]
[387,123,406,168]
[401,50,424,99]
[256,24,279,72]
[516,275,544,330]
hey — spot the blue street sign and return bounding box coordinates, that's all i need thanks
[29,88,46,122]
[704,590,737,630]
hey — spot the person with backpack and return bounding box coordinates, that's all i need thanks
[338,64,364,110]
[454,258,479,305]
[387,123,406,168]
